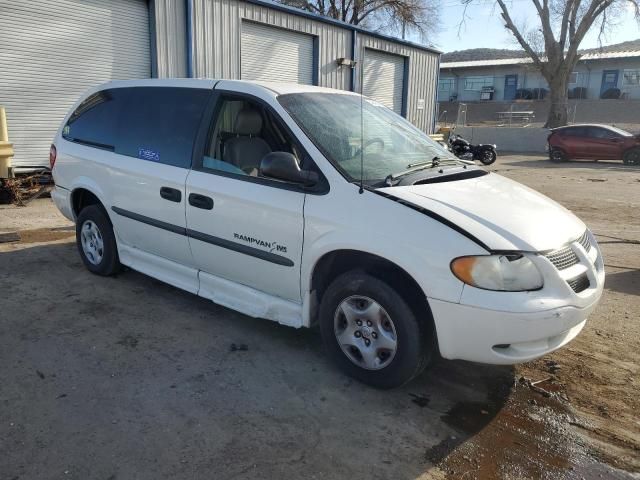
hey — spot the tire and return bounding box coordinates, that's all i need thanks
[478,149,497,165]
[623,148,640,166]
[549,148,567,162]
[75,204,120,276]
[319,271,434,389]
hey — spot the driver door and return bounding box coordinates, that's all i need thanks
[185,93,306,303]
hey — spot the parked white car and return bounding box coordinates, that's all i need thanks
[51,79,604,388]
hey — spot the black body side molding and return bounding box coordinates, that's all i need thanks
[110,206,294,267]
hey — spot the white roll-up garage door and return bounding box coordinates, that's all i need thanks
[362,49,405,115]
[241,21,314,85]
[0,0,151,169]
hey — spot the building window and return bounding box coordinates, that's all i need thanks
[464,76,494,91]
[568,72,583,85]
[623,69,640,86]
[438,77,456,99]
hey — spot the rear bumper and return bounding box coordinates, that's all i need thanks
[429,295,600,364]
[51,185,74,222]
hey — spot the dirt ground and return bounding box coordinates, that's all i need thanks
[0,154,638,480]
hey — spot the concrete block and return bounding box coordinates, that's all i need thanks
[454,126,550,153]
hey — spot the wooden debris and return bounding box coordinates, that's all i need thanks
[0,171,52,206]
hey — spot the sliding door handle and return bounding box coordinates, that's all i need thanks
[188,193,214,210]
[160,186,182,203]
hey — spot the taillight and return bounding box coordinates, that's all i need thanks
[49,144,57,169]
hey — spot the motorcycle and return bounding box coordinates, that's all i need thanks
[447,133,497,165]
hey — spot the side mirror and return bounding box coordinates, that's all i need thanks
[259,152,319,186]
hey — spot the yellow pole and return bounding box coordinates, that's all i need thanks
[0,106,14,178]
[0,107,8,142]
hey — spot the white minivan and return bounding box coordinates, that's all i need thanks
[51,79,604,388]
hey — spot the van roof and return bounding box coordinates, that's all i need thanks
[97,78,358,97]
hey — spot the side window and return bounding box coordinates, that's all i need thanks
[567,127,586,137]
[116,87,210,168]
[63,91,118,149]
[588,127,617,139]
[202,97,301,177]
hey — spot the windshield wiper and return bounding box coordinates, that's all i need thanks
[385,157,460,186]
[407,157,441,169]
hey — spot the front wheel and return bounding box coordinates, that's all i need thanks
[623,148,640,166]
[478,148,497,165]
[319,271,434,389]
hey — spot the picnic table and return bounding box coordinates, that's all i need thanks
[496,110,535,125]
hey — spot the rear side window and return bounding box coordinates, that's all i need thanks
[63,91,118,150]
[116,87,210,167]
[587,127,618,139]
[64,87,210,168]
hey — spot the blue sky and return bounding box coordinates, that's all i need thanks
[431,1,640,52]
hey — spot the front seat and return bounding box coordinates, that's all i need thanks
[223,107,272,173]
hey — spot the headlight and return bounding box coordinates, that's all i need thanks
[450,254,543,291]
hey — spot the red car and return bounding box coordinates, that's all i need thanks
[547,124,640,165]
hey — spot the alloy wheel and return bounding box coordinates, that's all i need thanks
[80,220,104,265]
[333,295,398,370]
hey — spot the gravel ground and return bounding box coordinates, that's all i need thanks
[0,154,638,480]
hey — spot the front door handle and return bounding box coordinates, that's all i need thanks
[188,193,214,210]
[160,186,182,203]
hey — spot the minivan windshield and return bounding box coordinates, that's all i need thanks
[278,92,459,184]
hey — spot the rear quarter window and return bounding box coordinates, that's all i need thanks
[587,127,617,139]
[64,86,210,168]
[63,91,118,150]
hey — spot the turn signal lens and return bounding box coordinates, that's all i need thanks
[451,254,544,291]
[450,256,477,285]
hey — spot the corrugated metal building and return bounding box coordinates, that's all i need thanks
[0,0,440,169]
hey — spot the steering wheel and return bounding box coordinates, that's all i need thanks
[353,137,385,158]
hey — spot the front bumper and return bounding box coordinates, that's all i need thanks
[430,231,604,365]
[429,297,598,364]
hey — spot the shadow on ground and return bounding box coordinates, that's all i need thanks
[604,268,640,296]
[0,241,513,480]
[496,158,640,172]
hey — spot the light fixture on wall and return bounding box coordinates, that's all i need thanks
[337,58,357,68]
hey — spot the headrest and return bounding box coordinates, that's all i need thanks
[234,108,263,136]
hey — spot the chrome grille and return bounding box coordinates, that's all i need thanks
[545,230,594,293]
[578,231,592,252]
[568,273,590,293]
[545,246,579,270]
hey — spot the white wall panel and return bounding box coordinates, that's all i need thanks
[153,0,188,78]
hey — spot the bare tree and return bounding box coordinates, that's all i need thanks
[466,0,639,127]
[279,0,438,39]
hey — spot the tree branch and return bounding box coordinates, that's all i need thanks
[356,0,396,22]
[569,0,581,39]
[496,0,544,67]
[559,0,575,51]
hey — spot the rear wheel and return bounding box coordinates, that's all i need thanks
[76,205,120,276]
[478,149,497,165]
[319,271,434,389]
[623,148,640,166]
[550,148,567,162]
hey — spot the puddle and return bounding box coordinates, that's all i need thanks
[431,378,575,479]
[442,401,496,434]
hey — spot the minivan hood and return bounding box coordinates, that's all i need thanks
[379,172,585,252]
